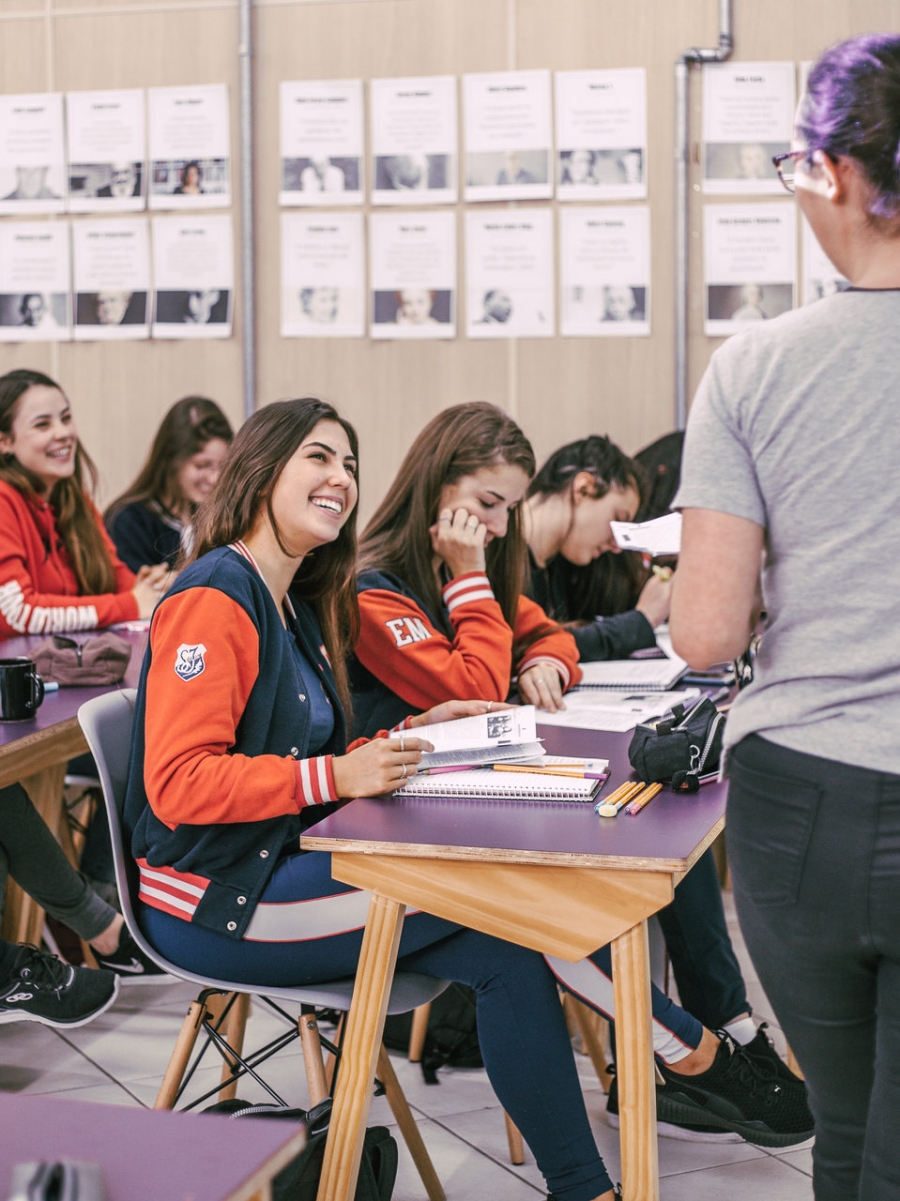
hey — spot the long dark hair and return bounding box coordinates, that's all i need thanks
[190,398,359,715]
[359,402,535,631]
[0,368,118,595]
[106,395,233,522]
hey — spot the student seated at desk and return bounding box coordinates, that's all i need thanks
[126,399,813,1201]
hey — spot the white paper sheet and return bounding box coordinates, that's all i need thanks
[704,203,796,336]
[151,214,233,339]
[0,93,66,216]
[66,90,146,213]
[555,69,647,201]
[611,512,681,556]
[702,62,795,195]
[370,75,457,205]
[466,209,554,338]
[801,216,848,305]
[279,80,364,207]
[413,705,538,759]
[281,211,364,338]
[537,689,700,733]
[0,222,70,341]
[369,211,456,339]
[463,70,552,202]
[560,206,650,337]
[148,84,231,210]
[72,218,150,340]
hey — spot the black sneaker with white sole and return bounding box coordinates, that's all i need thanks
[0,945,119,1028]
[92,928,170,983]
[606,1069,744,1143]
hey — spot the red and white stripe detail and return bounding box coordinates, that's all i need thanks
[519,654,571,691]
[442,573,495,614]
[136,859,209,922]
[295,755,338,807]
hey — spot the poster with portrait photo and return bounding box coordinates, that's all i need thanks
[704,203,795,336]
[151,214,233,339]
[463,70,552,202]
[560,206,650,337]
[280,80,364,207]
[703,62,794,195]
[465,209,554,339]
[555,69,647,201]
[72,218,150,340]
[369,211,455,339]
[0,222,70,341]
[0,93,66,216]
[370,75,457,206]
[148,84,231,210]
[801,216,848,305]
[66,89,146,213]
[281,212,364,338]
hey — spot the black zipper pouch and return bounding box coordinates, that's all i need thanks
[627,696,726,792]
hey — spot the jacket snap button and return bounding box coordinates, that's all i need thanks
[259,849,269,859]
[290,747,299,756]
[227,921,237,931]
[237,896,247,905]
[298,694,306,702]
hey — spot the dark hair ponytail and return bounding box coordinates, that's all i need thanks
[528,434,645,506]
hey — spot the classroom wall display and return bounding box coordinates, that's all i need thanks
[151,213,233,338]
[560,206,650,337]
[0,94,66,217]
[702,62,795,196]
[148,85,231,210]
[279,80,364,207]
[72,218,150,341]
[281,211,365,337]
[463,70,553,202]
[555,69,647,201]
[370,75,457,206]
[66,90,146,214]
[801,215,848,305]
[465,209,554,338]
[0,222,70,341]
[369,210,456,339]
[703,202,796,336]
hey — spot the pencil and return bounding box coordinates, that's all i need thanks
[626,782,663,815]
[493,765,607,780]
[595,781,644,817]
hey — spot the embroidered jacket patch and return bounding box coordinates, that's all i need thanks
[174,642,207,681]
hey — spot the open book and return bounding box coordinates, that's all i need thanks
[412,705,543,771]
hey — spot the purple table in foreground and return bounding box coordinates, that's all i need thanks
[0,1093,305,1201]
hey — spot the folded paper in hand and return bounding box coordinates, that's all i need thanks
[610,512,682,557]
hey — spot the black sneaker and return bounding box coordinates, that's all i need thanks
[0,945,119,1028]
[606,1068,743,1143]
[92,927,170,984]
[741,1022,804,1084]
[655,1034,814,1148]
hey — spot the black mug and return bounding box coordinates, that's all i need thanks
[0,658,45,721]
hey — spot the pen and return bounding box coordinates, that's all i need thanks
[493,764,608,780]
[626,782,664,815]
[595,780,643,817]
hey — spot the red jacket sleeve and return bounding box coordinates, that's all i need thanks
[514,595,582,690]
[143,587,337,828]
[355,572,514,708]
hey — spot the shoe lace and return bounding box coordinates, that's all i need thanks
[18,945,71,994]
[721,1037,785,1104]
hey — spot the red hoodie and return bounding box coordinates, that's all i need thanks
[0,479,138,638]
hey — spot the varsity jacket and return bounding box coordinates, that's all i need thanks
[527,550,656,663]
[125,544,350,940]
[107,499,184,572]
[0,479,138,638]
[351,567,581,738]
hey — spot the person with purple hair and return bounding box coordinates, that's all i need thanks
[671,33,900,1200]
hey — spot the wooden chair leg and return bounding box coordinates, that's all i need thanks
[564,994,614,1094]
[298,1005,330,1108]
[408,1002,431,1062]
[219,993,251,1101]
[376,1043,445,1201]
[155,999,211,1109]
[504,1111,525,1164]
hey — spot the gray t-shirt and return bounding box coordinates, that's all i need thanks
[675,289,900,775]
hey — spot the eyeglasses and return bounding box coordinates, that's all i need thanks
[771,150,809,194]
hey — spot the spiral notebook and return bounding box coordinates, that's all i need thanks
[577,653,687,692]
[397,763,602,802]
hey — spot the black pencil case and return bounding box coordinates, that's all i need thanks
[627,696,726,792]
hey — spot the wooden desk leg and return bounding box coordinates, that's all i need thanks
[317,893,406,1201]
[611,920,659,1201]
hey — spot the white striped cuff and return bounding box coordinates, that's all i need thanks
[443,573,495,614]
[296,755,339,806]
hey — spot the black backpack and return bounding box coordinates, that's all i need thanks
[382,982,483,1084]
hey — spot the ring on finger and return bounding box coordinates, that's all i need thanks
[400,763,408,779]
[487,701,493,712]
[399,733,405,752]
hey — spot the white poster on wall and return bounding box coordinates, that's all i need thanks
[465,209,554,338]
[704,203,796,336]
[152,213,233,338]
[370,75,457,205]
[148,84,231,209]
[463,70,552,202]
[279,80,364,207]
[703,62,794,195]
[555,69,647,201]
[72,218,150,340]
[0,222,70,341]
[66,89,146,213]
[369,211,456,338]
[560,206,650,337]
[801,216,848,305]
[0,93,66,216]
[281,212,365,338]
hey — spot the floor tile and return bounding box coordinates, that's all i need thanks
[654,1151,814,1198]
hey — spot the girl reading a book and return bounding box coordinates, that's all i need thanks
[127,397,811,1201]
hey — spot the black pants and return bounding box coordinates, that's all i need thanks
[728,733,900,1201]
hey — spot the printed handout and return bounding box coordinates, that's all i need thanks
[555,69,647,200]
[463,70,553,202]
[66,89,146,213]
[611,512,682,557]
[704,203,796,336]
[703,62,794,195]
[370,75,457,205]
[0,93,66,216]
[72,218,150,340]
[148,84,231,210]
[466,210,554,338]
[151,213,234,338]
[281,211,365,338]
[560,206,650,336]
[369,211,456,339]
[0,222,70,341]
[280,80,364,206]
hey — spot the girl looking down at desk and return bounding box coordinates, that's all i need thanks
[126,397,813,1201]
[351,401,581,738]
[0,368,166,639]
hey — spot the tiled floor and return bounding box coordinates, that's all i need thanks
[0,892,813,1200]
